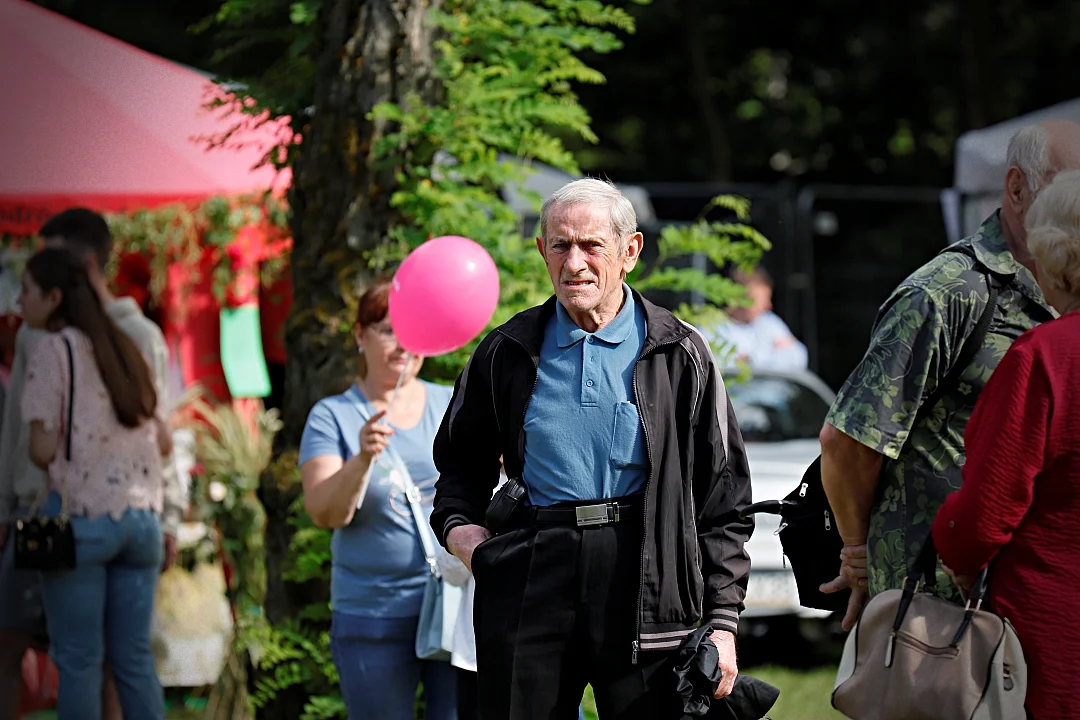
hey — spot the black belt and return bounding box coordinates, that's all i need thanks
[529,498,641,528]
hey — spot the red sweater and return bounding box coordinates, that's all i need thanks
[933,310,1080,720]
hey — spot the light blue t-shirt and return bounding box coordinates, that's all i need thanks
[706,311,808,373]
[299,380,453,618]
[522,284,649,505]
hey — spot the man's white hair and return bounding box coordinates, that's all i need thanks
[539,178,638,243]
[1007,124,1052,192]
[1026,169,1080,297]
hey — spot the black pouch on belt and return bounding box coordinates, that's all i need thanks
[485,476,528,533]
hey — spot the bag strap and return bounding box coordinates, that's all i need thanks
[911,245,1012,428]
[62,334,74,463]
[405,477,442,579]
[347,386,441,577]
[29,334,75,518]
[891,533,990,652]
[52,334,75,520]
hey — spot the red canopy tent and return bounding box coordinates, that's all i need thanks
[0,0,293,401]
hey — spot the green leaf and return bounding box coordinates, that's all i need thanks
[289,1,319,25]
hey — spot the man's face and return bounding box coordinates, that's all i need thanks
[1004,168,1047,267]
[536,202,642,324]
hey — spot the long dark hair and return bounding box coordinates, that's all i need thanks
[26,248,157,428]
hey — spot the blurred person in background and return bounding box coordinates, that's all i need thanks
[933,170,1080,720]
[0,206,188,720]
[20,248,171,719]
[299,279,457,720]
[39,208,186,564]
[706,267,808,372]
[0,304,57,720]
[1,209,186,719]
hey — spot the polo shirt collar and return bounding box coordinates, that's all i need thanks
[556,283,636,348]
[970,211,1023,277]
[970,211,1053,313]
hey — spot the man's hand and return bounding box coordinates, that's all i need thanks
[820,544,869,631]
[161,533,178,573]
[712,630,738,699]
[446,524,493,573]
[820,544,869,591]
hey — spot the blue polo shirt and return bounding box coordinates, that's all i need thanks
[522,284,649,505]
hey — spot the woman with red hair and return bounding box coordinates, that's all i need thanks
[298,279,457,720]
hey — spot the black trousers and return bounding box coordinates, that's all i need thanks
[472,511,690,720]
[457,668,481,720]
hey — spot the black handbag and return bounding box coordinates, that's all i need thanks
[742,457,847,612]
[14,334,76,571]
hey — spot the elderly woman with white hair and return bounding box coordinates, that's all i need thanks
[933,169,1080,720]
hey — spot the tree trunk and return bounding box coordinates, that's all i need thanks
[256,1,440,717]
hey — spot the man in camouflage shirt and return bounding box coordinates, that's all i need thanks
[818,120,1080,630]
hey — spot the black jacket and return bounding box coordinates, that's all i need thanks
[431,290,754,655]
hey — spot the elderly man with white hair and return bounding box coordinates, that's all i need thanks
[818,120,1080,630]
[431,178,754,719]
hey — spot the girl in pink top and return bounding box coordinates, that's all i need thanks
[20,247,169,720]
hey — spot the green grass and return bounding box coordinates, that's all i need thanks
[29,665,843,719]
[581,665,843,720]
[737,665,844,720]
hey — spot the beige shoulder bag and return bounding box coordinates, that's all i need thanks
[832,535,1027,720]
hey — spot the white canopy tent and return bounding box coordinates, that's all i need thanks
[947,98,1080,242]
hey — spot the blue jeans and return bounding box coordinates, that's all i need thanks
[331,612,457,720]
[39,495,164,720]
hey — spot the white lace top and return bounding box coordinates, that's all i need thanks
[21,327,163,519]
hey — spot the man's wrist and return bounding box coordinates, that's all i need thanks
[442,515,474,546]
[707,607,741,635]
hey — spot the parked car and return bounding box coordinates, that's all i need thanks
[727,370,836,623]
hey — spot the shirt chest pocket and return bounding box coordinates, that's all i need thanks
[609,401,647,470]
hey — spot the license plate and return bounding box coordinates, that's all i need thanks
[745,570,799,609]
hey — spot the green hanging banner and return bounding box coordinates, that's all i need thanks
[219,304,271,399]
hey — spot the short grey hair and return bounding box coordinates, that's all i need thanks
[1026,169,1080,296]
[539,178,638,243]
[1007,124,1052,192]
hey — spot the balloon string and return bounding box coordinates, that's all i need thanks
[368,352,412,474]
[360,354,414,507]
[385,352,412,417]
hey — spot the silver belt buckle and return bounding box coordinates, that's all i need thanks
[575,503,611,527]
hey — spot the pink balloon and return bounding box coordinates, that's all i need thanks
[389,236,500,356]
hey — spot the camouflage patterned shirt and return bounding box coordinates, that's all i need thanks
[825,212,1055,600]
